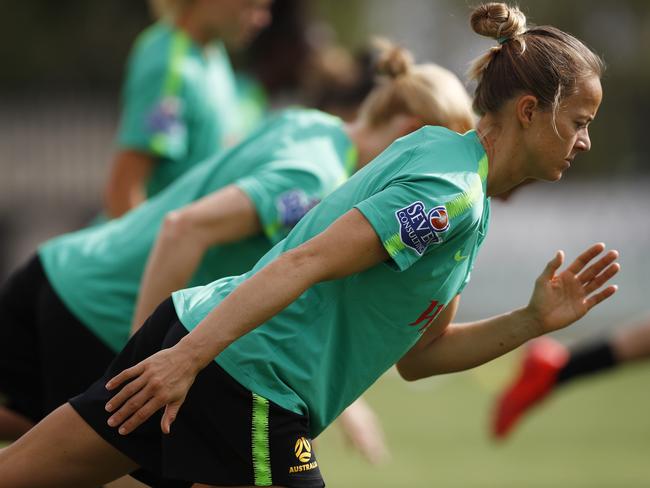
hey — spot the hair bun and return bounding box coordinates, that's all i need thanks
[470,2,527,41]
[373,38,414,78]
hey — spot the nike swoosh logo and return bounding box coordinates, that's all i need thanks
[454,250,469,262]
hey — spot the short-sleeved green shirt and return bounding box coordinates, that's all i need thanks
[234,73,268,136]
[118,22,242,197]
[39,109,355,352]
[173,127,490,438]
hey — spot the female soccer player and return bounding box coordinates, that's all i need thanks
[0,42,475,442]
[0,3,619,487]
[492,317,650,439]
[104,0,271,218]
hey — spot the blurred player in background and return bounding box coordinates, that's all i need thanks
[492,316,650,438]
[103,0,271,219]
[233,0,377,125]
[0,4,620,487]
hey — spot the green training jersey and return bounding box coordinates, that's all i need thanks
[117,21,242,197]
[235,73,268,136]
[39,109,355,352]
[173,127,491,438]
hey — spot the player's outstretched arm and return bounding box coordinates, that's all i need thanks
[131,185,261,332]
[336,398,390,465]
[397,243,620,380]
[107,209,390,435]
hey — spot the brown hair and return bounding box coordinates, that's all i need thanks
[358,39,475,134]
[469,2,604,117]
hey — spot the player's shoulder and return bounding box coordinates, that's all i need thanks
[129,23,196,78]
[390,127,486,211]
[273,108,342,131]
[409,126,478,163]
[393,128,483,182]
[131,22,174,58]
[255,109,344,148]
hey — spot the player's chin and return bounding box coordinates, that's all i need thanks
[545,167,566,182]
[535,172,563,183]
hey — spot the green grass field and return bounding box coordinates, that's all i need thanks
[1,351,647,486]
[315,351,650,487]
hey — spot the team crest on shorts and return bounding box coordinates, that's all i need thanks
[277,190,320,227]
[288,437,319,474]
[395,201,450,255]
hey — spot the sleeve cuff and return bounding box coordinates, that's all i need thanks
[354,200,412,272]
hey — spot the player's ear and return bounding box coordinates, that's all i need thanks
[516,95,539,129]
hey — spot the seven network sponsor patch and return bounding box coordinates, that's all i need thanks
[395,201,450,255]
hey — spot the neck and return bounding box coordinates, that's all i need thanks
[343,120,393,170]
[175,10,217,46]
[477,116,528,197]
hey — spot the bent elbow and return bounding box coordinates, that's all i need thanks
[396,362,422,382]
[161,211,193,243]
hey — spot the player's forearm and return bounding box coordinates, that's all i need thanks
[398,307,542,380]
[175,247,325,370]
[104,151,153,218]
[132,225,207,332]
[105,183,144,218]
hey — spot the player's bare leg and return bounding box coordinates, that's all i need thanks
[0,403,138,488]
[105,476,149,488]
[611,319,650,361]
[0,406,33,441]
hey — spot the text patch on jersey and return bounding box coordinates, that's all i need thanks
[276,190,320,227]
[147,96,184,135]
[395,201,450,255]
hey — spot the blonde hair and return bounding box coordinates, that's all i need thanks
[358,39,475,134]
[468,2,604,117]
[149,0,194,20]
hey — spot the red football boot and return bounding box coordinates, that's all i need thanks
[492,337,570,439]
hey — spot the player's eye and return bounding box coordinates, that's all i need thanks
[575,121,588,130]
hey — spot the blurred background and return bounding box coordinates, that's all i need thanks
[1,0,649,486]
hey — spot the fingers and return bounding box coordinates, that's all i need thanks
[578,250,619,285]
[105,376,146,413]
[107,386,154,429]
[106,363,145,391]
[161,402,182,434]
[566,242,606,275]
[585,284,618,310]
[115,397,163,435]
[539,250,564,281]
[584,262,620,294]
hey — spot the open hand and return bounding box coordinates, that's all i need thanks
[104,345,200,435]
[337,398,390,465]
[527,243,619,334]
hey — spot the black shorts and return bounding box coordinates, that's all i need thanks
[70,298,325,488]
[0,255,115,421]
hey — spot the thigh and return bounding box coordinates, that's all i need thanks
[0,256,46,421]
[36,281,116,415]
[0,403,138,488]
[69,298,188,487]
[159,351,325,488]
